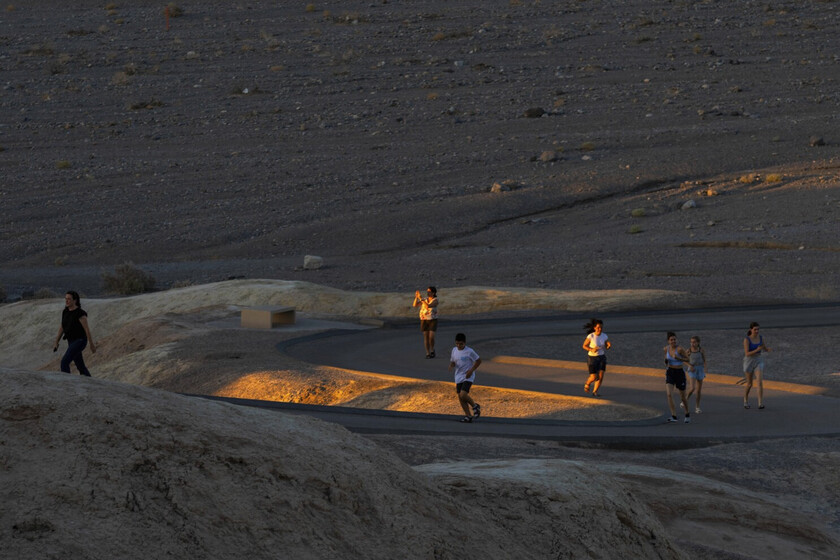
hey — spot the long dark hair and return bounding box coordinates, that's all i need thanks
[583,318,603,335]
[65,290,81,309]
[747,322,759,336]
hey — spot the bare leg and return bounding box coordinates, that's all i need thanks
[428,330,436,355]
[679,389,689,412]
[694,379,703,410]
[743,370,753,406]
[423,332,432,355]
[591,370,605,395]
[756,368,764,407]
[459,391,475,416]
[666,384,676,417]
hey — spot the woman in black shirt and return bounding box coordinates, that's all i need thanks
[53,291,97,376]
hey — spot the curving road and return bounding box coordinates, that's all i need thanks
[206,304,840,448]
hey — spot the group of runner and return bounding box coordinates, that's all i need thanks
[412,287,772,424]
[52,287,772,426]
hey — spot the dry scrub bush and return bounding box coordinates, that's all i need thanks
[102,263,156,295]
[166,3,183,17]
[764,173,783,183]
[56,160,71,169]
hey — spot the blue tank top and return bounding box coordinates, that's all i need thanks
[746,336,763,354]
[666,348,683,367]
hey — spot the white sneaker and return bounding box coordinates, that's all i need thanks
[684,416,691,424]
[695,407,702,414]
[666,416,679,423]
[679,401,685,410]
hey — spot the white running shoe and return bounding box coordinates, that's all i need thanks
[695,407,702,414]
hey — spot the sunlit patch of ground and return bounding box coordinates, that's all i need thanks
[213,367,659,421]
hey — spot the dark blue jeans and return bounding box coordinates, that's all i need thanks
[61,338,91,377]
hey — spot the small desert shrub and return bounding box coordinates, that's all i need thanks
[170,279,194,289]
[166,3,183,17]
[764,173,783,183]
[105,2,117,9]
[305,3,316,12]
[55,255,69,266]
[630,208,646,218]
[102,262,156,295]
[111,71,131,86]
[581,142,596,151]
[628,225,644,234]
[56,160,71,169]
[426,92,439,100]
[739,173,758,183]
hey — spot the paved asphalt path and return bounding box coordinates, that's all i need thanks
[207,304,840,448]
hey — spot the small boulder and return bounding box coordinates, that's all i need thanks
[523,107,545,118]
[681,199,697,210]
[303,255,324,270]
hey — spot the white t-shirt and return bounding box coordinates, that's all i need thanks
[450,346,480,383]
[585,333,609,356]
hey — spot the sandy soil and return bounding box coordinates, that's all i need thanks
[1,0,839,303]
[2,1,840,558]
[2,281,839,558]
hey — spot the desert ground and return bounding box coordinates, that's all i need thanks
[2,1,840,559]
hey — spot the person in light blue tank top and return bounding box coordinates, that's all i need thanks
[686,336,707,414]
[743,322,771,409]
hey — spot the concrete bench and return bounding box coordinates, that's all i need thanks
[240,306,296,329]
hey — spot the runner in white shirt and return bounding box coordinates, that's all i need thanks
[449,333,482,422]
[582,318,611,397]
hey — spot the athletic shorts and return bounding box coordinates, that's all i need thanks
[455,381,473,394]
[587,355,607,374]
[743,355,765,374]
[688,365,705,381]
[665,367,687,391]
[420,319,438,332]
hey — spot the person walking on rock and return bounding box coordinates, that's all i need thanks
[413,286,438,358]
[582,318,611,397]
[449,333,481,423]
[53,290,96,377]
[743,322,771,409]
[664,332,690,423]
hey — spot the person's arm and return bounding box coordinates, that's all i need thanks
[53,327,64,352]
[677,347,689,362]
[701,348,707,366]
[582,336,593,353]
[79,316,96,353]
[413,291,422,307]
[468,358,482,377]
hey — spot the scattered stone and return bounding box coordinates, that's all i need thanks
[490,180,523,193]
[303,255,323,270]
[681,199,697,210]
[523,107,545,118]
[809,136,825,147]
[707,220,716,226]
[539,151,558,162]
